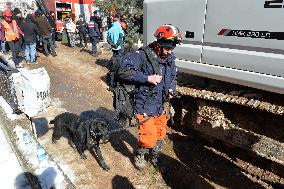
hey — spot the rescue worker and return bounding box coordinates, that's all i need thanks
[107,17,124,56]
[1,9,23,67]
[76,14,88,48]
[117,24,182,170]
[88,15,101,56]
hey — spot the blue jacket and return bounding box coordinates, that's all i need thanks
[88,20,100,38]
[119,44,177,116]
[107,21,124,50]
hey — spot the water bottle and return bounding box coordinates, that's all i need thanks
[37,145,47,167]
[22,131,32,147]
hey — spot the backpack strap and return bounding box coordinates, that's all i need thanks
[139,47,161,76]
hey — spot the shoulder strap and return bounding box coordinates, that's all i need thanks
[139,47,161,76]
[1,20,10,29]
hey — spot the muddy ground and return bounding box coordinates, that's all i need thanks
[21,43,272,189]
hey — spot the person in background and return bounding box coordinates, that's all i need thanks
[93,11,102,38]
[1,9,23,67]
[62,14,70,46]
[88,15,101,56]
[12,8,24,51]
[48,11,57,48]
[12,8,23,29]
[34,10,42,50]
[65,15,77,48]
[34,11,57,57]
[22,14,39,64]
[76,14,88,48]
[107,17,124,57]
[0,11,6,53]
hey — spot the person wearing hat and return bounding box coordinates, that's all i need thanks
[12,8,24,52]
[76,14,88,48]
[117,24,182,170]
[88,15,101,56]
[1,9,24,67]
[93,11,102,37]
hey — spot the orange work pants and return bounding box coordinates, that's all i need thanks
[136,114,167,148]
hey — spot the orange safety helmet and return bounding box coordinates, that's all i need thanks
[3,9,12,17]
[154,24,182,46]
[120,21,127,30]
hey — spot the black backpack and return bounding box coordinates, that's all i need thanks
[106,47,161,121]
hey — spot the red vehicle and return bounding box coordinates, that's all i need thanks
[38,0,97,33]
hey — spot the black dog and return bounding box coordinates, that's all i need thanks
[50,112,111,170]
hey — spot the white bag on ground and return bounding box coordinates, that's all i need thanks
[19,68,51,117]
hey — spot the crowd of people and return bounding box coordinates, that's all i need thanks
[0,7,182,172]
[0,8,130,67]
[0,8,59,67]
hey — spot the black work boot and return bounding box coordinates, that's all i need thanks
[149,140,164,168]
[134,147,149,171]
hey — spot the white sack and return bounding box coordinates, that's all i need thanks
[19,68,51,117]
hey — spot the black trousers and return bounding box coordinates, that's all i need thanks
[79,32,87,47]
[7,40,20,65]
[91,36,99,55]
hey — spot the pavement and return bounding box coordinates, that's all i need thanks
[0,124,31,189]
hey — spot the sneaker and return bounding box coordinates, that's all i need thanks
[134,154,147,171]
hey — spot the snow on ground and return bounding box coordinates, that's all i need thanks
[0,124,31,189]
[0,95,74,189]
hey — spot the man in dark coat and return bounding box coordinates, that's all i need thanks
[48,11,57,48]
[12,8,24,51]
[22,14,39,63]
[76,14,88,48]
[88,16,101,56]
[34,11,57,57]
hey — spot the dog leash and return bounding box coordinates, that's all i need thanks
[90,125,132,137]
[88,115,152,137]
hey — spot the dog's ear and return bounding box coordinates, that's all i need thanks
[49,119,56,124]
